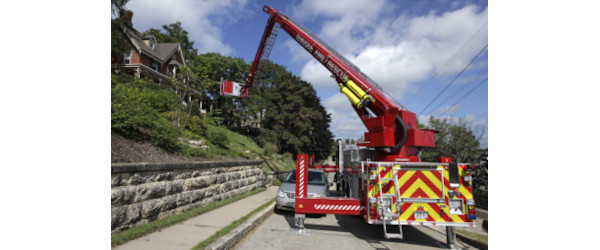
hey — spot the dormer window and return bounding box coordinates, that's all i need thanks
[143,36,156,50]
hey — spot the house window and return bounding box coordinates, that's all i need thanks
[150,61,159,71]
[123,52,132,64]
[149,38,155,49]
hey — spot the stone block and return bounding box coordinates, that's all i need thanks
[204,185,219,197]
[191,189,206,203]
[185,176,215,191]
[129,173,147,185]
[155,172,174,181]
[135,182,166,203]
[161,195,177,212]
[111,205,127,230]
[126,204,142,224]
[175,171,191,180]
[177,191,192,206]
[216,174,226,184]
[111,186,137,206]
[142,199,162,219]
[166,180,184,195]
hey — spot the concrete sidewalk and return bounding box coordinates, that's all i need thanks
[113,186,278,250]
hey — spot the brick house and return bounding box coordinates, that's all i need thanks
[112,10,187,84]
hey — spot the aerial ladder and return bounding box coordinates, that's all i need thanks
[222,5,477,243]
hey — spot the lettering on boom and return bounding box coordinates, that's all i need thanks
[295,34,313,53]
[313,49,326,64]
[326,60,347,80]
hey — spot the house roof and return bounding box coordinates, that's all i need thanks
[121,25,183,63]
[158,43,180,61]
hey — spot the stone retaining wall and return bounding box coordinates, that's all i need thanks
[111,160,264,233]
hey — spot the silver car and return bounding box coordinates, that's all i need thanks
[275,169,331,211]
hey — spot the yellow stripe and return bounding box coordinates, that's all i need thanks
[397,168,414,185]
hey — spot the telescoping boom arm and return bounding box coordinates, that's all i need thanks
[242,6,436,160]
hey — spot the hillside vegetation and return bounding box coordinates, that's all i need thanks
[112,5,337,168]
[111,73,296,171]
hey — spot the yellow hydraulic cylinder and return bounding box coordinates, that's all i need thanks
[339,83,362,108]
[346,80,367,99]
[345,79,374,104]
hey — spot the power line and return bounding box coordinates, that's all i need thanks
[435,77,488,118]
[418,44,488,116]
[405,20,488,106]
[429,66,488,114]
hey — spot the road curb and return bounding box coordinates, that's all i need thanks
[206,203,274,250]
[455,232,488,250]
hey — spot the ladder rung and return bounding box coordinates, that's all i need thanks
[380,178,396,181]
[381,194,396,196]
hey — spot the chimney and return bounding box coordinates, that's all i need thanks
[121,10,133,27]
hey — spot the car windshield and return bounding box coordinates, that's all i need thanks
[284,170,326,185]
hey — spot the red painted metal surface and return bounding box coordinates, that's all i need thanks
[295,197,362,215]
[295,154,309,200]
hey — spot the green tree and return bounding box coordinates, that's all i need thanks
[257,62,334,161]
[192,53,250,127]
[111,0,131,61]
[144,22,198,59]
[420,117,486,163]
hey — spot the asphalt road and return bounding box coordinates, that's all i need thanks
[234,173,479,250]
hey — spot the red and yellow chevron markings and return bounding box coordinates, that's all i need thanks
[397,168,443,199]
[368,163,475,225]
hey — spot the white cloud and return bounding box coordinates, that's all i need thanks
[293,1,488,99]
[290,0,487,140]
[323,94,365,140]
[126,0,250,55]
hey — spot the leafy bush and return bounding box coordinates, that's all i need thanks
[207,126,229,148]
[272,178,282,186]
[111,84,158,140]
[111,75,180,142]
[263,143,278,156]
[187,115,208,136]
[151,118,181,152]
[180,144,207,158]
[161,111,208,137]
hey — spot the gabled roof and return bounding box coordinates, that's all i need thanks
[121,25,184,64]
[157,43,180,61]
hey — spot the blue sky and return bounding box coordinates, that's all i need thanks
[125,0,488,147]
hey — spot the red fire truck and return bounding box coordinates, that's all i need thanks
[222,5,477,241]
